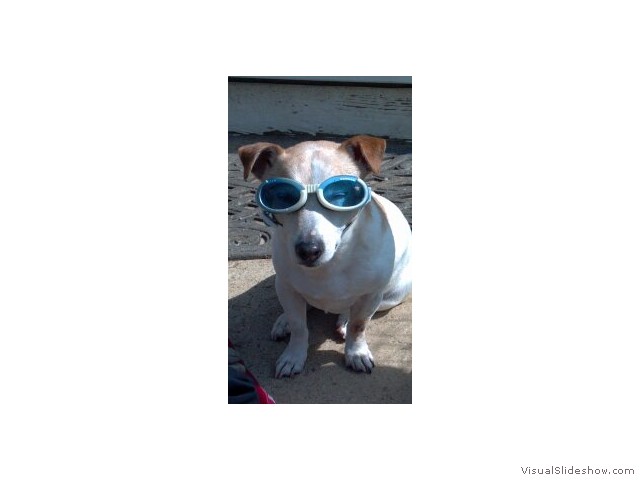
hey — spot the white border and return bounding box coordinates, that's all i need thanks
[1,1,639,479]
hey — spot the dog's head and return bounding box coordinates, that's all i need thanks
[238,135,386,268]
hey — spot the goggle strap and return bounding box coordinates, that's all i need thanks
[260,209,282,227]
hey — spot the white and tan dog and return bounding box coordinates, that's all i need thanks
[239,135,411,378]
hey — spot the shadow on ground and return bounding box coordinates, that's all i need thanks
[228,260,412,404]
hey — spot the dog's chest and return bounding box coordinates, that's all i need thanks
[301,282,358,313]
[287,267,382,314]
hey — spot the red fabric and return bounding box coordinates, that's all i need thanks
[228,339,275,404]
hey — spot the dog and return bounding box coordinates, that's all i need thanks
[238,135,411,378]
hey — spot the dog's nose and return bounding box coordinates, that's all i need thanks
[295,240,324,266]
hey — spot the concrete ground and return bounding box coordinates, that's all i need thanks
[228,259,412,404]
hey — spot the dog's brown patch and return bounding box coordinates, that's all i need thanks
[339,135,386,175]
[238,143,285,180]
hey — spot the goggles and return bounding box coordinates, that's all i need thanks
[256,175,372,215]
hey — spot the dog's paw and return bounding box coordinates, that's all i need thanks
[275,344,307,378]
[345,344,375,373]
[270,314,290,340]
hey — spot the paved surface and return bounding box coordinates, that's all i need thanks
[228,259,412,404]
[228,133,412,403]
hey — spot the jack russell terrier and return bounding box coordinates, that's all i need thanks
[239,135,411,378]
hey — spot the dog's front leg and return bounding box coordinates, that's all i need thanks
[344,293,383,373]
[273,276,309,378]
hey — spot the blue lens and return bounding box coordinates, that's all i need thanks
[260,182,301,210]
[322,179,365,207]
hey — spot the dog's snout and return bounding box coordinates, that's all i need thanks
[295,240,324,266]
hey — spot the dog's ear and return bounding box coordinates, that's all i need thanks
[238,143,285,180]
[340,135,386,176]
